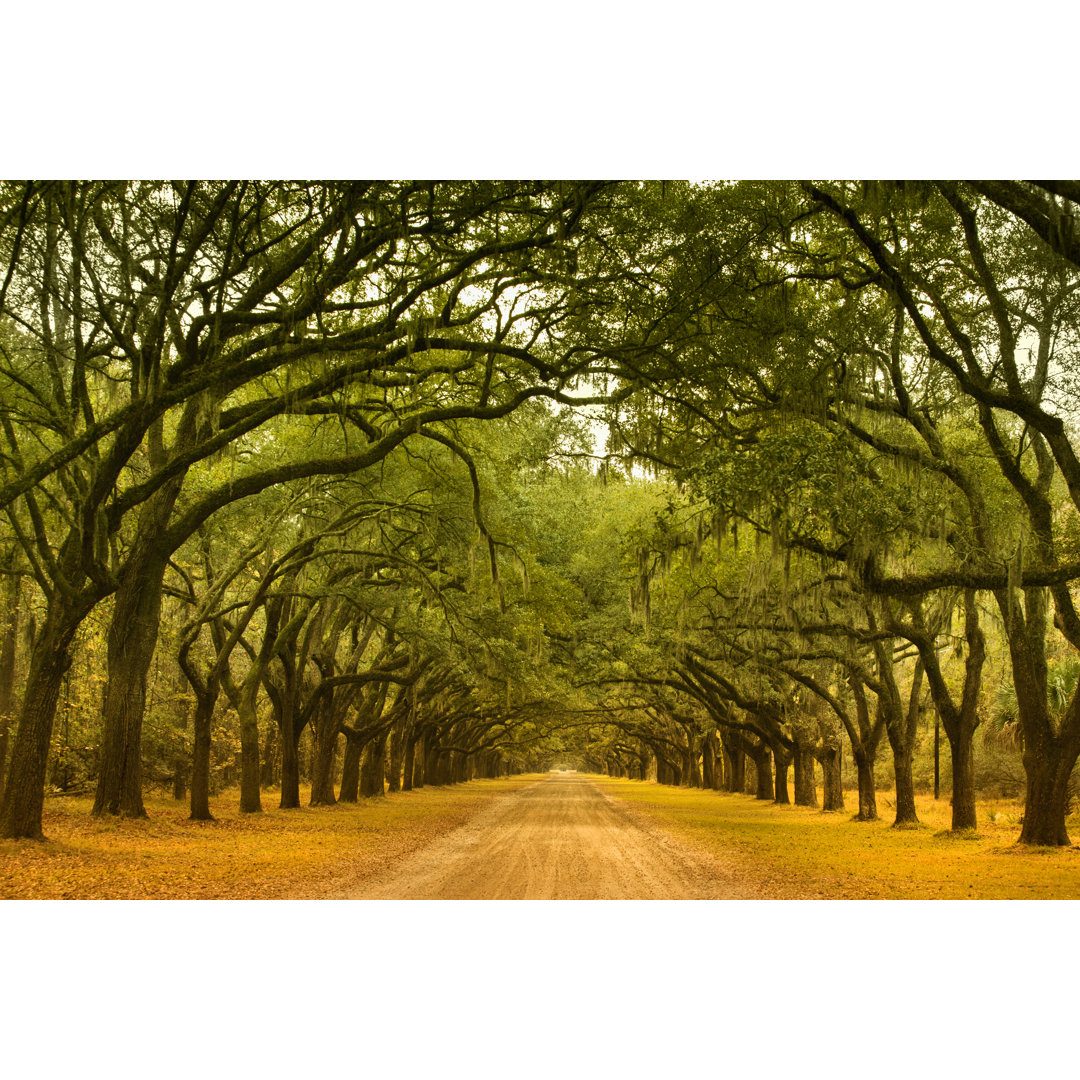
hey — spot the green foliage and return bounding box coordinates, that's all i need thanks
[3,179,1080,843]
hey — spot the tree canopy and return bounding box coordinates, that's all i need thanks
[2,179,1080,846]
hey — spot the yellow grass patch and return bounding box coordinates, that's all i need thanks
[596,778,1080,899]
[0,777,540,900]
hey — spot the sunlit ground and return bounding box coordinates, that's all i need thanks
[0,776,539,900]
[6,773,1078,899]
[597,776,1080,899]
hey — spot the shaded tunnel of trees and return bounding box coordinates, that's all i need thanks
[2,180,1080,845]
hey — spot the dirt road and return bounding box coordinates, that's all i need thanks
[352,772,763,899]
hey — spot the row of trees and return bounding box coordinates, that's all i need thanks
[0,181,661,837]
[579,181,1080,845]
[1,180,1079,844]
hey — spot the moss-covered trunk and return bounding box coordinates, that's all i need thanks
[1018,731,1078,845]
[0,612,81,838]
[1,537,105,839]
[92,552,168,819]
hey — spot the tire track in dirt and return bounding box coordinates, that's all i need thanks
[351,773,768,899]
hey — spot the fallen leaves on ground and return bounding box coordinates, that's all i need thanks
[9,775,1077,900]
[0,777,539,900]
[597,779,1080,899]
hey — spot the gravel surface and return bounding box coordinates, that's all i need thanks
[351,773,769,899]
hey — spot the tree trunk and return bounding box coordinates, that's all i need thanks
[260,725,279,789]
[451,751,467,784]
[892,748,919,826]
[874,636,922,828]
[412,734,426,789]
[752,747,773,800]
[792,744,818,807]
[237,685,263,813]
[424,741,441,786]
[949,733,977,831]
[338,737,362,803]
[1,670,66,838]
[934,718,940,800]
[702,734,716,790]
[402,735,416,791]
[772,746,790,804]
[432,748,448,785]
[93,472,188,819]
[657,754,681,785]
[915,588,985,832]
[819,746,844,812]
[1018,735,1077,845]
[844,672,883,822]
[92,559,168,818]
[724,742,745,793]
[360,732,388,797]
[387,723,404,793]
[730,747,747,790]
[992,583,1078,844]
[189,686,216,821]
[279,731,301,808]
[310,724,338,806]
[0,563,21,798]
[853,753,877,822]
[278,697,302,809]
[680,733,701,787]
[0,591,90,839]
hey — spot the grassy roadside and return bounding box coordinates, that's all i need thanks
[0,776,541,900]
[595,776,1080,898]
